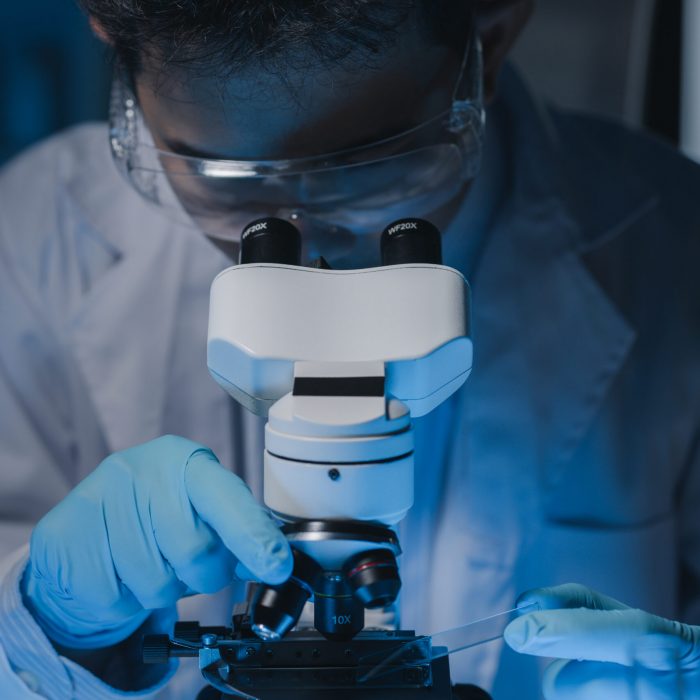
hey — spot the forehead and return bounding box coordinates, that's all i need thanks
[135,24,461,160]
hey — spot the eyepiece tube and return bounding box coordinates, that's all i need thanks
[240,217,302,266]
[380,218,442,266]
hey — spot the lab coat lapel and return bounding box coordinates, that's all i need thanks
[63,168,215,453]
[467,195,637,532]
[428,196,638,650]
[462,69,643,548]
[425,72,661,694]
[427,69,649,652]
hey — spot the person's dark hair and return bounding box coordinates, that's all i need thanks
[78,0,472,78]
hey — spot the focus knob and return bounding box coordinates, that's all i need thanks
[142,634,171,664]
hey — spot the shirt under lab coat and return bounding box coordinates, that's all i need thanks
[0,67,699,700]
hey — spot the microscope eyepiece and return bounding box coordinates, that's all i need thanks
[239,217,302,266]
[380,218,442,266]
[343,548,401,609]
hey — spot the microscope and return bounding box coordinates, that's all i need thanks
[143,217,490,700]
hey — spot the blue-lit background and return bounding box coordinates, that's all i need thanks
[0,0,110,165]
[0,0,681,167]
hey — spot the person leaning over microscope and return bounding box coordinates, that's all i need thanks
[1,1,699,698]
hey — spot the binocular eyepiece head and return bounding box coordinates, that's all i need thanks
[239,216,442,267]
[239,216,435,644]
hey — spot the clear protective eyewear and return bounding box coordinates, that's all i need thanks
[109,26,485,247]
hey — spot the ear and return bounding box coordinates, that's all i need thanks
[476,0,535,102]
[89,16,113,45]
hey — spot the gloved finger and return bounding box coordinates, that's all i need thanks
[154,517,237,595]
[99,452,190,610]
[542,659,635,700]
[234,562,260,582]
[148,445,238,595]
[505,608,697,667]
[184,451,293,585]
[516,583,629,613]
[28,497,147,623]
[543,658,698,700]
[52,456,186,614]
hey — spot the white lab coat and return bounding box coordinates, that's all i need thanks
[1,68,699,699]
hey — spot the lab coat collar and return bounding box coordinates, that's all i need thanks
[62,133,229,452]
[467,65,649,512]
[497,64,657,255]
[420,69,650,672]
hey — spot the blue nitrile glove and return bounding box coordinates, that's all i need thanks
[504,584,700,699]
[22,435,293,650]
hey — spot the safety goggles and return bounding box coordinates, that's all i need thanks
[109,27,485,245]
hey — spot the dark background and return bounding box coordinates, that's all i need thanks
[0,0,683,167]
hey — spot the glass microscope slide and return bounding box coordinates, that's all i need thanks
[358,601,540,683]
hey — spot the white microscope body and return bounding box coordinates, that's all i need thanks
[207,221,472,642]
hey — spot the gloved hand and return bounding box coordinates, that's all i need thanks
[22,435,293,650]
[504,583,700,699]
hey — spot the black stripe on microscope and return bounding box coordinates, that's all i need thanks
[293,376,385,397]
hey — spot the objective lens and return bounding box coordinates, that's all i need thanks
[314,572,365,641]
[250,549,322,641]
[343,549,401,609]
